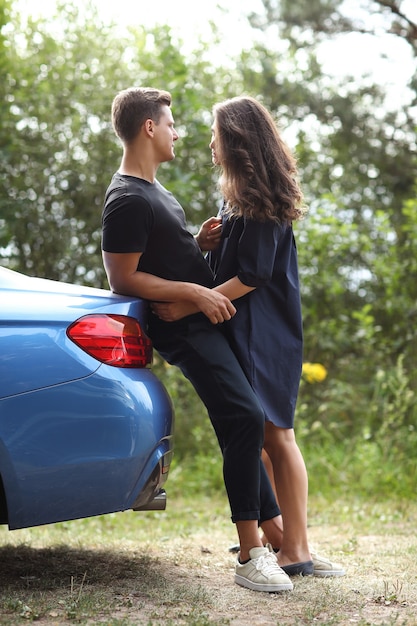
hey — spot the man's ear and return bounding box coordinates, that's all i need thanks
[144,119,154,136]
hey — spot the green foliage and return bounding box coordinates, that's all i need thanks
[296,353,417,500]
[1,2,237,283]
[2,2,131,283]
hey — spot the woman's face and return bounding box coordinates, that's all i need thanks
[209,121,220,166]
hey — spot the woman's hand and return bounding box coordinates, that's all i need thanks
[195,217,222,252]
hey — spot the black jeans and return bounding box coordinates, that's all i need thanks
[149,315,280,524]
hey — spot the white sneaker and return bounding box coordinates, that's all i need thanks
[265,543,345,578]
[235,547,293,592]
[310,550,345,577]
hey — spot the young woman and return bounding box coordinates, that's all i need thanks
[207,95,311,574]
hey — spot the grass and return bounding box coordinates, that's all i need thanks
[0,493,416,625]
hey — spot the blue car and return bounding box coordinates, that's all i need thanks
[0,267,174,530]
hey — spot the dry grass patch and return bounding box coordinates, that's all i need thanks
[0,497,416,625]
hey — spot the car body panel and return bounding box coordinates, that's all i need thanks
[0,267,174,530]
[0,267,150,397]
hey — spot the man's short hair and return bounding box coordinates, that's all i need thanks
[112,87,172,144]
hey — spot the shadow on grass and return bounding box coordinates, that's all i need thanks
[0,544,218,625]
[0,543,161,591]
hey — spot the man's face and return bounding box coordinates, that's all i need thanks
[153,105,179,162]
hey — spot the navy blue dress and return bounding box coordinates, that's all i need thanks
[208,213,303,429]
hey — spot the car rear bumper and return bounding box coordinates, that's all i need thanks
[0,366,174,529]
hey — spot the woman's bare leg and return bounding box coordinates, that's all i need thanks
[262,422,311,566]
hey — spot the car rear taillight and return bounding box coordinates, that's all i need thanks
[67,314,152,368]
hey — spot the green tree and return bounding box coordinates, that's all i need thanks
[2,2,131,283]
[1,2,238,284]
[0,0,13,252]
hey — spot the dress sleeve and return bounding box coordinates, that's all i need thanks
[237,218,283,287]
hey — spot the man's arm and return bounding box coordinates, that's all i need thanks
[151,276,255,322]
[102,250,236,325]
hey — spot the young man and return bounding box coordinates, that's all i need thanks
[101,87,292,593]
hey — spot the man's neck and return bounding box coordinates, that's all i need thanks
[119,153,158,183]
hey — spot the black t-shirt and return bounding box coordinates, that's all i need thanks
[102,173,213,288]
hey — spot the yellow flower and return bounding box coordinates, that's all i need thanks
[302,362,327,384]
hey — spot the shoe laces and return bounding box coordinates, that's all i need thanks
[254,551,282,575]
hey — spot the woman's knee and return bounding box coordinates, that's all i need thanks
[264,424,296,453]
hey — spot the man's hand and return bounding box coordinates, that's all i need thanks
[195,217,222,252]
[192,285,237,323]
[152,285,236,325]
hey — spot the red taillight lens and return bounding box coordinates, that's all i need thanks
[67,314,152,368]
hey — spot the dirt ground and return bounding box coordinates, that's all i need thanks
[1,515,416,625]
[125,524,417,625]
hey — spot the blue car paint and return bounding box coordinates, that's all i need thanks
[0,267,174,530]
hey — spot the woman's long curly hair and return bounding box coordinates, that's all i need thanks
[213,96,307,224]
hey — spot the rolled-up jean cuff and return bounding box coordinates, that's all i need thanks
[231,510,260,524]
[259,505,281,525]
